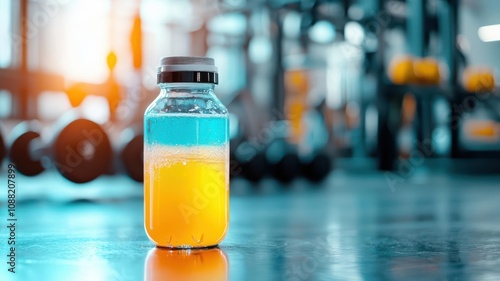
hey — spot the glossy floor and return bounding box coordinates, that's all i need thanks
[2,171,500,281]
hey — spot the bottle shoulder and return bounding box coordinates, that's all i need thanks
[145,91,228,117]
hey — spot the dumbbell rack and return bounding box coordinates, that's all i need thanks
[370,0,500,171]
[450,89,500,158]
[378,80,500,172]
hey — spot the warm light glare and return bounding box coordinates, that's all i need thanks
[64,0,110,83]
[478,24,500,42]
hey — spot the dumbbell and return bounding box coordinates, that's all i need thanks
[463,67,496,93]
[388,56,441,86]
[464,120,499,139]
[300,150,332,183]
[117,126,143,182]
[234,140,269,182]
[6,116,113,183]
[52,112,113,183]
[0,123,6,165]
[413,57,440,85]
[266,140,301,184]
[7,121,46,176]
[388,55,416,85]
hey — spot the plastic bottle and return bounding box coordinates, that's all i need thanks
[144,56,229,248]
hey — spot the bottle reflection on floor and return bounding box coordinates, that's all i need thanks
[145,247,228,281]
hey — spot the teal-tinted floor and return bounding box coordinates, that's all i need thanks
[2,172,500,281]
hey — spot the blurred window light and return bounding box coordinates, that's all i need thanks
[63,0,111,83]
[0,91,12,118]
[249,36,272,64]
[308,21,336,44]
[345,21,365,46]
[208,13,246,36]
[283,12,301,38]
[141,0,192,26]
[478,24,500,42]
[0,0,12,68]
[38,91,72,120]
[327,42,361,109]
[80,95,110,124]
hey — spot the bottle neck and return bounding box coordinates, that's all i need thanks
[158,83,215,98]
[159,83,214,91]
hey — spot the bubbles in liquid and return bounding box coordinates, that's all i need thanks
[146,145,228,169]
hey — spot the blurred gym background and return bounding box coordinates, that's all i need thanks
[0,0,499,201]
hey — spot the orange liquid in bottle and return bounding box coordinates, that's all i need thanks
[144,146,229,248]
